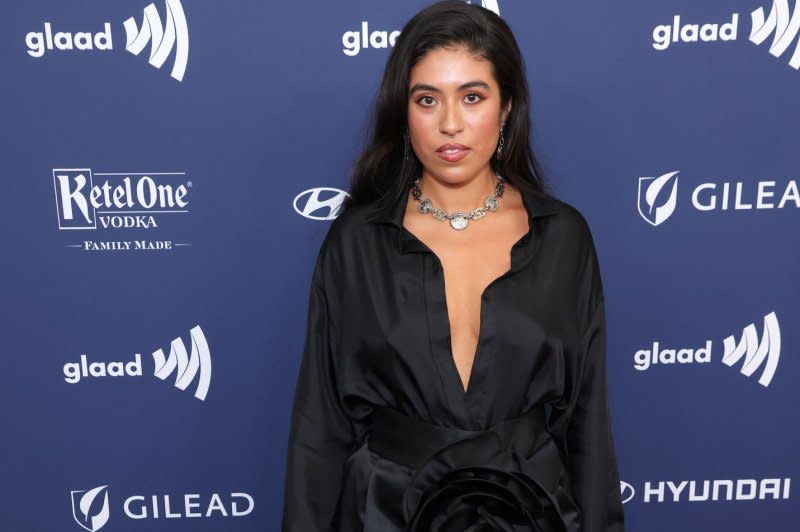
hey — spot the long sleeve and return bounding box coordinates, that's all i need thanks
[566,298,625,531]
[282,248,355,531]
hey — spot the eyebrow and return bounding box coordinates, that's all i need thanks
[409,80,491,94]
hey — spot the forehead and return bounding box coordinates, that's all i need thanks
[409,46,495,86]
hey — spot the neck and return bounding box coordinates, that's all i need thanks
[418,168,497,213]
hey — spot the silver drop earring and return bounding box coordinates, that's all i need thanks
[496,123,505,159]
[404,132,411,161]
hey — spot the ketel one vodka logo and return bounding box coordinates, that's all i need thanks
[25,0,188,81]
[63,325,212,401]
[634,312,781,387]
[52,168,191,252]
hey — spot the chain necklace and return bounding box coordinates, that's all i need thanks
[411,174,505,231]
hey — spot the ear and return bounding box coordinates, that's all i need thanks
[501,98,513,125]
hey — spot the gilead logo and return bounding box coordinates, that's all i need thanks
[71,486,110,531]
[637,170,800,226]
[70,485,254,530]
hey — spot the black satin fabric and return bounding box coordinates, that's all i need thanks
[281,187,625,531]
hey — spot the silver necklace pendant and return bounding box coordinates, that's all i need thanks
[449,211,469,230]
[411,174,505,231]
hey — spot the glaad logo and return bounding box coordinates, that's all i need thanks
[636,170,800,225]
[634,312,781,387]
[62,325,212,401]
[651,1,800,71]
[721,311,780,387]
[71,486,110,531]
[651,14,739,51]
[637,171,679,226]
[69,485,255,529]
[123,0,189,81]
[621,477,790,503]
[750,0,800,69]
[24,0,189,81]
[341,22,402,57]
[342,1,499,56]
[52,168,192,252]
[293,187,349,220]
[153,325,212,400]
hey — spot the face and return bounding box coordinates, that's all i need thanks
[407,45,510,185]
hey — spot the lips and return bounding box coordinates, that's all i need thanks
[435,143,471,163]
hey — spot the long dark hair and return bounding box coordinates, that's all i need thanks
[343,0,548,213]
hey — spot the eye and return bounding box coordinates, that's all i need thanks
[417,95,436,107]
[464,93,483,104]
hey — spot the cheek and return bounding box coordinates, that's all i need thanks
[470,111,501,138]
[407,111,433,145]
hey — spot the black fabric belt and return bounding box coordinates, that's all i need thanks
[367,406,547,469]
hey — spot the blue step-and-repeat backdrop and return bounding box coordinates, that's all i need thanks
[1,0,797,530]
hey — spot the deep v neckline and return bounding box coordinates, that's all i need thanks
[398,186,532,398]
[400,228,528,397]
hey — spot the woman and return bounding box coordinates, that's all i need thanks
[282,2,624,530]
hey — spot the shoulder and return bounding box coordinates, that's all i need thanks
[312,200,380,281]
[535,193,597,249]
[321,201,377,253]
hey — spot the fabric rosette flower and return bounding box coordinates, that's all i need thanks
[402,430,568,532]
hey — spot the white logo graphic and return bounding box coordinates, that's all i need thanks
[637,171,800,225]
[63,325,212,401]
[467,0,500,15]
[634,312,781,388]
[637,171,679,226]
[70,485,254,527]
[721,312,781,387]
[342,1,500,56]
[52,168,192,252]
[24,1,188,81]
[652,14,739,51]
[620,481,636,504]
[153,325,212,401]
[25,23,112,57]
[651,2,800,71]
[71,486,110,531]
[634,341,712,372]
[342,22,402,57]
[639,477,790,503]
[123,0,189,81]
[750,0,800,69]
[293,187,349,220]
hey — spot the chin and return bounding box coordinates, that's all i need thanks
[425,163,487,181]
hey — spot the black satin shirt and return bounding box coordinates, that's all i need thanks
[282,186,625,531]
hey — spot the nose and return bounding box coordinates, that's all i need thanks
[439,100,464,138]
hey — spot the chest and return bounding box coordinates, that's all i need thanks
[403,216,530,390]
